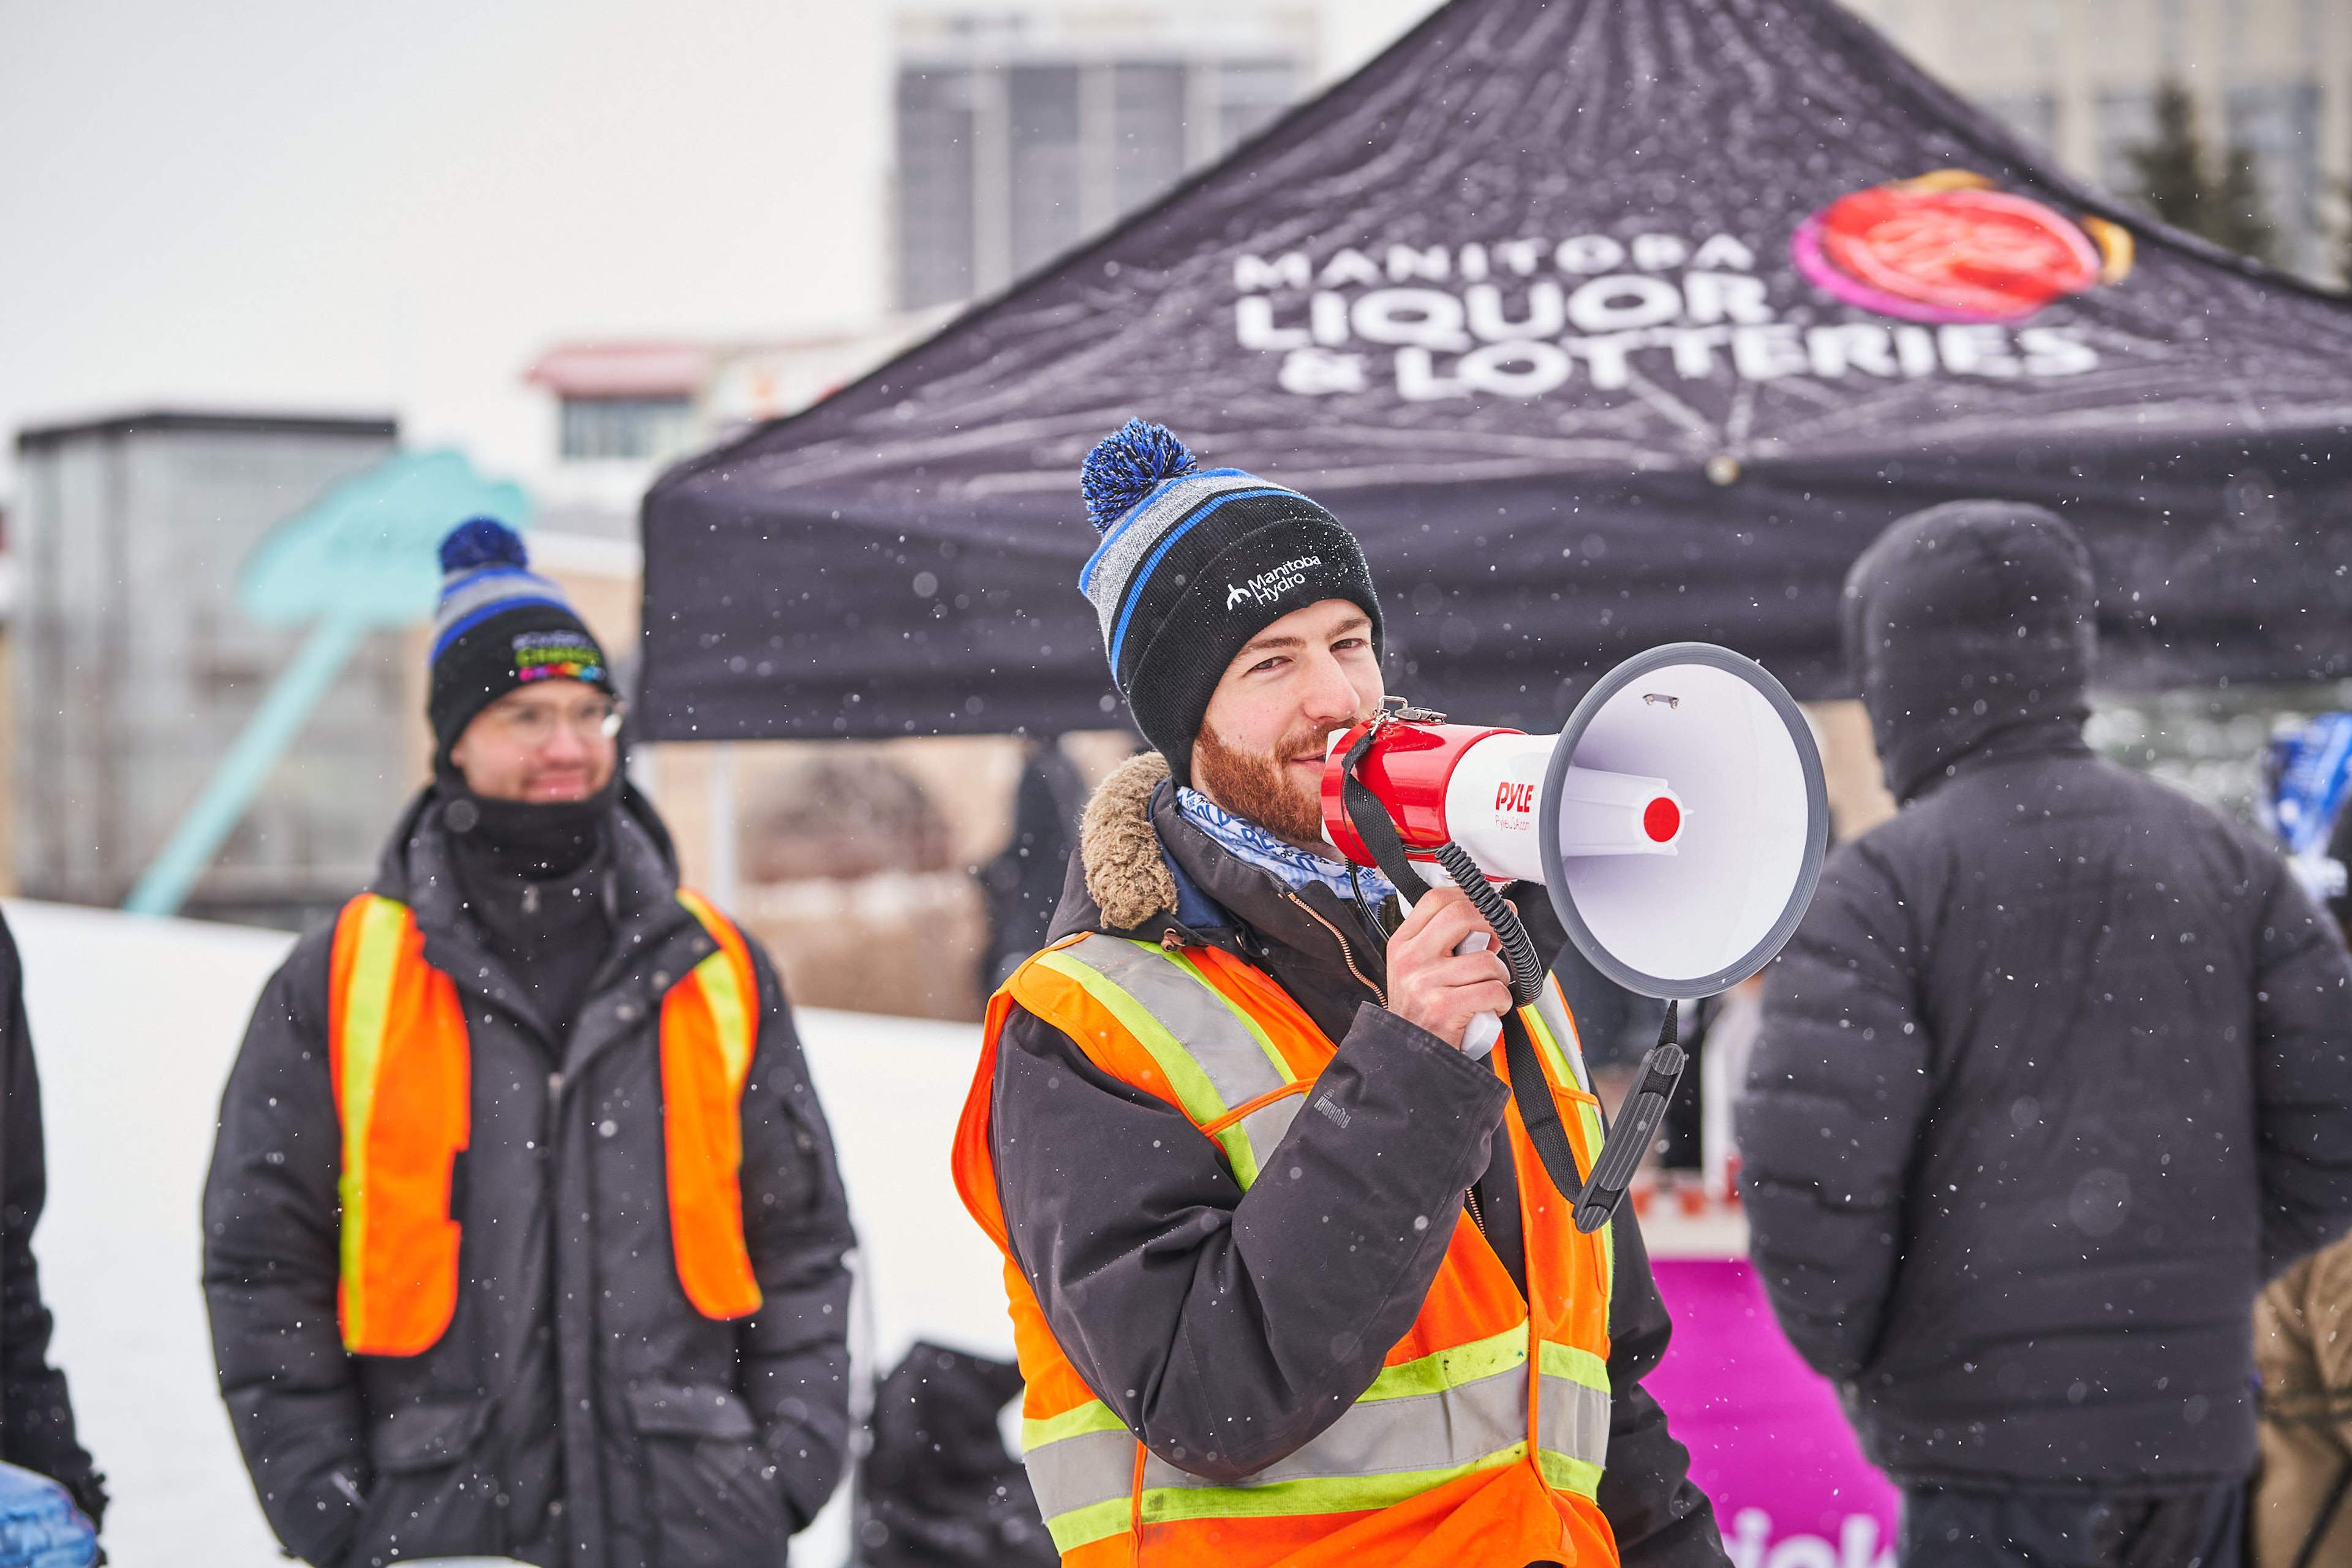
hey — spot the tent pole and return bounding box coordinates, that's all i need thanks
[706,741,741,910]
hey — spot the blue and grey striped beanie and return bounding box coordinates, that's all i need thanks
[1079,420,1381,784]
[427,518,613,755]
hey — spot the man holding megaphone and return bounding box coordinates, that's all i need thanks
[951,421,1730,1567]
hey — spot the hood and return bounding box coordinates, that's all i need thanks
[1843,500,2097,804]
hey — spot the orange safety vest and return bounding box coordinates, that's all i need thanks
[326,887,765,1356]
[951,932,1621,1568]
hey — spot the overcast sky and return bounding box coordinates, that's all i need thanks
[0,0,897,492]
[0,1,1437,502]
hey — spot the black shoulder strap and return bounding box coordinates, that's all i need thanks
[1501,1008,1592,1204]
[1339,723,1431,903]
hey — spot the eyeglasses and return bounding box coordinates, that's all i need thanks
[480,694,625,746]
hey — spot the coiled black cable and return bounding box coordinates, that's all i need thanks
[1428,840,1544,1007]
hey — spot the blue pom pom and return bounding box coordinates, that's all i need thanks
[439,516,529,573]
[1081,420,1197,533]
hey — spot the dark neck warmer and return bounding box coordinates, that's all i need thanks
[439,766,622,1039]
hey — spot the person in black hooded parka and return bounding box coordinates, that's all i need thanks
[1738,501,2352,1568]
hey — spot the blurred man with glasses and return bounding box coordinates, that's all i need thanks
[203,519,856,1568]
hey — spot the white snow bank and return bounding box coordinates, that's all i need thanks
[4,900,1003,1566]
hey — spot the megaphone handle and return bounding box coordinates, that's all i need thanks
[1454,930,1501,1058]
[1572,1005,1688,1234]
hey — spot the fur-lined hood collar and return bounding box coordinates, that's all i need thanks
[1077,752,1182,930]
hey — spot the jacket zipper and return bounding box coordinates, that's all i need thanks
[1464,1185,1486,1237]
[1282,891,1385,1009]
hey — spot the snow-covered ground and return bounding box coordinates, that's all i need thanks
[8,899,1005,1566]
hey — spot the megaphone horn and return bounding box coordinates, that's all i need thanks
[1320,643,1829,1230]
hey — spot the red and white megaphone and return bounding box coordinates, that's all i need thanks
[1321,641,1828,1000]
[1319,643,1828,1229]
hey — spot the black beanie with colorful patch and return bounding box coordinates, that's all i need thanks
[428,518,616,760]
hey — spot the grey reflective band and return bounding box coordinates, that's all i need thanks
[1139,1360,1531,1492]
[1060,935,1297,1183]
[1240,1094,1304,1166]
[1024,1356,1616,1536]
[1536,1375,1612,1473]
[1023,1425,1140,1523]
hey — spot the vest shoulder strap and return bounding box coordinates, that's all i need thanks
[662,888,764,1322]
[1006,933,1311,1191]
[326,891,469,1358]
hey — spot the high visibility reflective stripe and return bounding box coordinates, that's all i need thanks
[1521,999,1576,1091]
[1145,1446,1528,1523]
[1536,1376,1613,1486]
[1540,1340,1610,1392]
[679,889,755,1086]
[1064,937,1292,1101]
[1238,1095,1304,1171]
[1039,936,1296,1187]
[1027,1427,1142,1547]
[1537,1449,1606,1501]
[1358,1321,1527,1402]
[663,891,764,1321]
[330,895,467,1357]
[334,895,410,1345]
[1140,1359,1527,1494]
[1043,1495,1134,1555]
[1155,945,1293,1083]
[1023,1398,1129,1451]
[1020,1334,1581,1541]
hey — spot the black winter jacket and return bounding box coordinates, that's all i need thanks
[0,913,102,1526]
[203,786,857,1567]
[989,754,1726,1566]
[1739,500,2352,1491]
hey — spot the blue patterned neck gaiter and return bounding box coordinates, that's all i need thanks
[1176,786,1397,910]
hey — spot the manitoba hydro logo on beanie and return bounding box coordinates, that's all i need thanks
[1226,555,1325,611]
[1076,418,1381,782]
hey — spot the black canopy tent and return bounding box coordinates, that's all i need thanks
[639,0,2352,745]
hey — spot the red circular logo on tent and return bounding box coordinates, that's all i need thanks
[1793,176,2113,323]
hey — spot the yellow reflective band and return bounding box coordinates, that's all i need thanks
[676,890,754,1087]
[1143,1444,1525,1523]
[690,946,753,1087]
[1155,944,1295,1085]
[336,895,410,1332]
[1033,948,1259,1186]
[1576,1099,1607,1157]
[1518,1001,1576,1090]
[1358,1321,1528,1403]
[1537,1449,1604,1500]
[1022,1399,1128,1451]
[1044,1496,1133,1553]
[1539,1340,1611,1393]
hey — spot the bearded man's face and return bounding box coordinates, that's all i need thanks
[1191,598,1383,851]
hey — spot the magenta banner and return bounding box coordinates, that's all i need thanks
[1649,1257,1901,1568]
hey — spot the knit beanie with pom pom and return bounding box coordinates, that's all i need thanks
[1078,420,1382,785]
[428,518,616,759]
